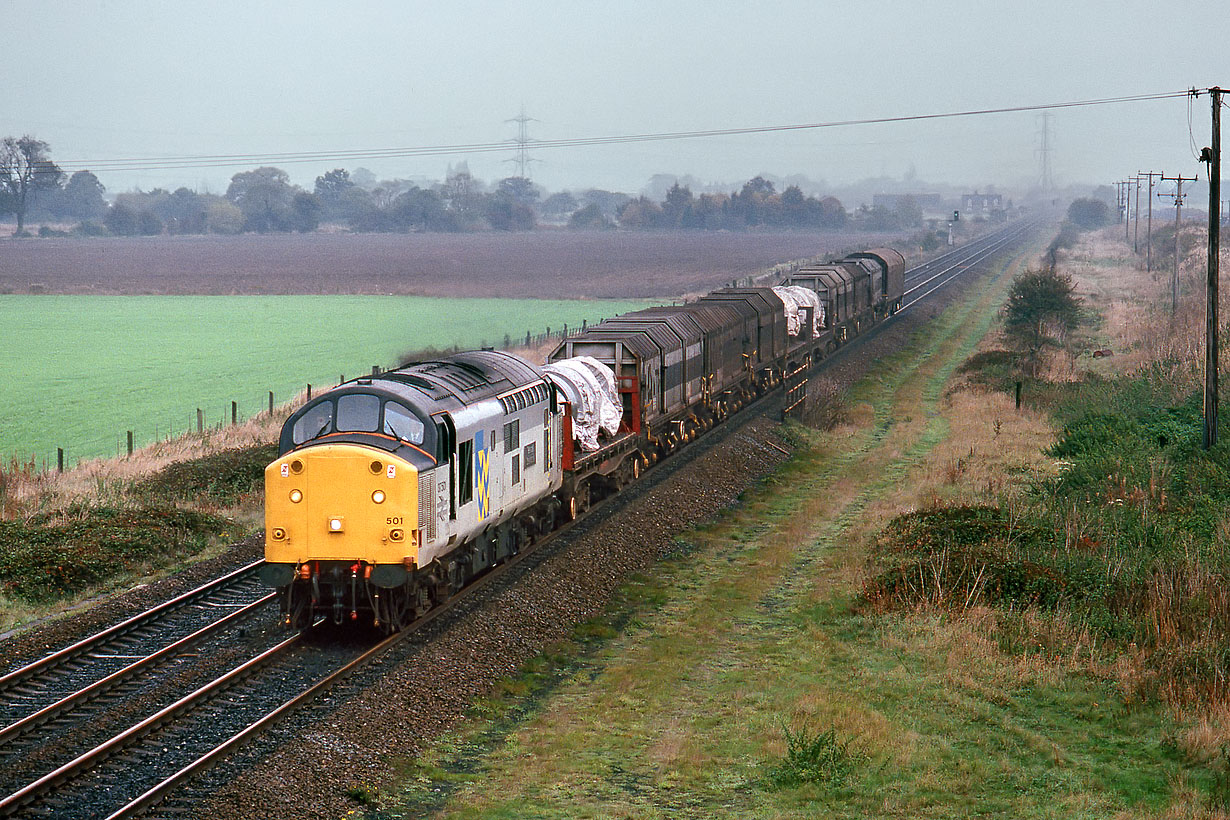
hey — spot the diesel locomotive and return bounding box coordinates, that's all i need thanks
[259,247,905,630]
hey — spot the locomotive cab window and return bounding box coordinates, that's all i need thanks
[336,394,380,432]
[384,402,425,444]
[292,400,334,444]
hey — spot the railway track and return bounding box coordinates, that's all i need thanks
[0,561,271,731]
[0,217,1045,819]
[901,218,1040,307]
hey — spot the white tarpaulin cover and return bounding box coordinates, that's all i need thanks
[544,356,623,452]
[772,285,824,338]
[773,286,802,336]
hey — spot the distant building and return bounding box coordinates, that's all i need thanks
[872,193,944,211]
[961,191,1003,215]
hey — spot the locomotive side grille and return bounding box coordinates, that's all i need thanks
[419,471,436,542]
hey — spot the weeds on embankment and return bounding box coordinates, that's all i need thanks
[864,223,1230,710]
[0,442,274,630]
[864,366,1230,705]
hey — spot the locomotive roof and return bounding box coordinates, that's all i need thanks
[377,349,544,408]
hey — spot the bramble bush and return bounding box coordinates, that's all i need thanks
[0,505,231,602]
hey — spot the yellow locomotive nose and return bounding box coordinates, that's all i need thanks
[265,443,420,567]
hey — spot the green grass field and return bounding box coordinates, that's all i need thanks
[0,295,651,465]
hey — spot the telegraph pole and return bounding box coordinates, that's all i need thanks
[1198,87,1222,449]
[1139,171,1161,271]
[1160,174,1196,316]
[1037,113,1056,192]
[1133,176,1141,254]
[1121,179,1132,241]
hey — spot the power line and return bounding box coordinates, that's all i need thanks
[36,89,1193,176]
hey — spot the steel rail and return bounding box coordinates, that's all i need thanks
[0,593,275,748]
[900,221,1038,309]
[0,559,265,691]
[901,225,1023,287]
[904,221,1036,293]
[0,630,303,818]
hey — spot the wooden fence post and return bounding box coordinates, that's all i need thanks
[268,391,274,415]
[231,401,238,425]
[307,384,312,400]
[127,431,134,456]
[197,409,204,433]
[57,448,64,473]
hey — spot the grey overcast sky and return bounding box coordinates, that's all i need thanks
[4,0,1225,196]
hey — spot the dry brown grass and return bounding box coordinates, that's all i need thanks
[1062,224,1230,392]
[1,404,291,518]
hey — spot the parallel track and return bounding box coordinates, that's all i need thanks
[0,217,1046,819]
[0,561,272,736]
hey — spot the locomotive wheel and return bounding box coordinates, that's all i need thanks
[566,494,580,521]
[632,457,641,480]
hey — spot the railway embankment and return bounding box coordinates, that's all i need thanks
[338,224,1230,818]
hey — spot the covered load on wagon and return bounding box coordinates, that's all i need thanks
[543,356,622,452]
[772,285,824,338]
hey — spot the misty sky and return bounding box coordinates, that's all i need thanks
[6,0,1226,197]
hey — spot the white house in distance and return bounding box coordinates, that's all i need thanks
[961,191,1003,216]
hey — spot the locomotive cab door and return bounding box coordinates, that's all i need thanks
[436,414,457,520]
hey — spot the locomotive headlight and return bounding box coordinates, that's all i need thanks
[329,517,345,532]
[289,489,303,503]
[372,490,386,504]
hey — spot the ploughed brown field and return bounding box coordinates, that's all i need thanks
[0,230,904,299]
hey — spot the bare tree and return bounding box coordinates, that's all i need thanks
[0,136,63,234]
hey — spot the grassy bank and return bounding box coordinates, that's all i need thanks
[0,441,275,631]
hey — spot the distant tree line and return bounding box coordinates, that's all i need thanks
[2,134,921,238]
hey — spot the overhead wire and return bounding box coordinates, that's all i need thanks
[32,89,1197,177]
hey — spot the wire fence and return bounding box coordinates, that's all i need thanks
[22,252,830,474]
[26,319,610,474]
